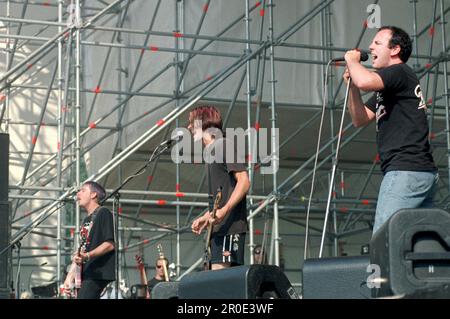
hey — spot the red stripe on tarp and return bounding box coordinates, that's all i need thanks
[428,26,435,37]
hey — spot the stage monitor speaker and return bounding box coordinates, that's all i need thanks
[370,208,450,298]
[302,256,371,299]
[178,265,299,299]
[151,282,179,299]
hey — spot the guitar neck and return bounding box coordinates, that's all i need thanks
[204,206,218,251]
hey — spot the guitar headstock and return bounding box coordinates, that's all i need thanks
[156,243,164,259]
[135,254,145,271]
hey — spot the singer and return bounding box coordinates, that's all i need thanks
[343,26,438,236]
[189,105,250,270]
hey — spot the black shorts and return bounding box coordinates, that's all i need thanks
[210,232,246,265]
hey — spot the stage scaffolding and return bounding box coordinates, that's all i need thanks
[1,0,449,296]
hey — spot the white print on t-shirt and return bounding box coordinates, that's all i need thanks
[375,92,387,132]
[415,84,427,111]
[80,220,93,248]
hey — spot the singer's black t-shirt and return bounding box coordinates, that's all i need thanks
[204,137,248,236]
[365,63,436,174]
[81,207,116,281]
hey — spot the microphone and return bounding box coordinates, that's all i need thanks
[161,130,184,147]
[331,51,369,62]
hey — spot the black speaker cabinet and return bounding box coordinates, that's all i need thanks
[151,282,179,299]
[0,134,10,295]
[370,208,450,298]
[302,256,371,299]
[178,265,299,299]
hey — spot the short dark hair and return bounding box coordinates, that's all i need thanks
[83,181,106,204]
[378,26,412,63]
[156,257,169,267]
[188,105,223,132]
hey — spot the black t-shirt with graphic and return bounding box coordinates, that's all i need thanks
[365,63,436,174]
[80,206,115,281]
[205,137,248,236]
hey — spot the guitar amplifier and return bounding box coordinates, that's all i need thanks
[178,265,299,299]
[370,208,450,298]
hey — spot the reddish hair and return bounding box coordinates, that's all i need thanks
[188,105,223,132]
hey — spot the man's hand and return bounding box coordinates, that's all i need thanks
[191,212,210,235]
[344,49,362,65]
[63,270,75,297]
[72,251,89,265]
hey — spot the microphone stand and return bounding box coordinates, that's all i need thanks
[318,78,352,258]
[100,140,175,299]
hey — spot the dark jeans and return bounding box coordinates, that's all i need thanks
[77,279,111,299]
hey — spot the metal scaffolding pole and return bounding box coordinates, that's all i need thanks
[268,0,279,266]
[245,0,256,265]
[174,0,185,279]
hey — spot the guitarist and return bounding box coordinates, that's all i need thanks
[63,181,116,299]
[189,106,250,271]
